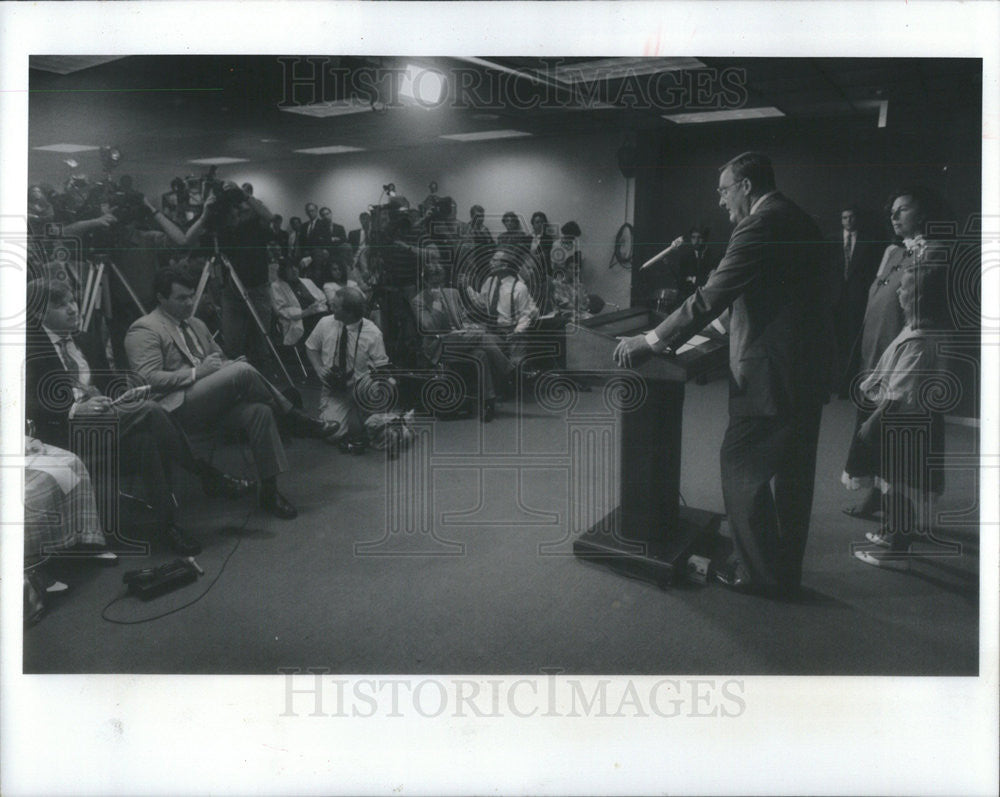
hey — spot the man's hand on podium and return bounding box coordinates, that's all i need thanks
[613,334,653,368]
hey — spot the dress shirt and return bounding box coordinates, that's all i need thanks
[44,326,91,406]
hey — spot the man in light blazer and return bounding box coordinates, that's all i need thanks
[125,266,339,519]
[615,151,835,598]
[25,279,252,556]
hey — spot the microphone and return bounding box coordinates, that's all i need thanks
[640,245,674,271]
[640,236,685,270]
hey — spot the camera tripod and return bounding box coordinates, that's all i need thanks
[193,245,305,406]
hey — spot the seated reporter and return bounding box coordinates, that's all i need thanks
[305,287,389,448]
[25,279,250,556]
[271,260,328,346]
[412,260,514,422]
[466,249,539,371]
[125,266,340,520]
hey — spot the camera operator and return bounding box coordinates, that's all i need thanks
[106,185,213,369]
[209,182,279,377]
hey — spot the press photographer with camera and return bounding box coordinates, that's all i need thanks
[102,188,215,369]
[207,181,280,377]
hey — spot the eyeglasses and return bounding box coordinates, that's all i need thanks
[717,181,740,196]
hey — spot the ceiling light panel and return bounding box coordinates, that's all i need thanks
[293,145,365,155]
[662,107,785,124]
[32,143,101,153]
[280,98,372,118]
[439,130,532,142]
[187,157,250,165]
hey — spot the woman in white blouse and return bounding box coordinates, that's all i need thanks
[270,260,328,345]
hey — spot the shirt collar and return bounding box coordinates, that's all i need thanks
[43,326,74,345]
[159,307,188,327]
[749,190,778,216]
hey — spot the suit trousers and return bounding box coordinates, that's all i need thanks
[720,402,824,591]
[173,362,289,480]
[440,330,514,401]
[75,400,199,533]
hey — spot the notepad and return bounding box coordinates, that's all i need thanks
[675,334,710,354]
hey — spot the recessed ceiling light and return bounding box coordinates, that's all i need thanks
[553,57,704,84]
[293,145,366,155]
[439,130,532,142]
[281,98,372,118]
[662,107,785,124]
[187,157,250,165]
[32,143,101,153]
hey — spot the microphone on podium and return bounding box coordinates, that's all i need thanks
[640,246,672,271]
[639,236,685,270]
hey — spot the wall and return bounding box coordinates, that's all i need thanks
[29,131,636,311]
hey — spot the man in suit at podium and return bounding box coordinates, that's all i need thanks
[615,151,834,598]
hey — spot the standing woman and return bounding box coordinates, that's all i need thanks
[841,187,948,518]
[849,262,951,564]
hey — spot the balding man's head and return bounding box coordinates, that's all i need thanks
[333,286,367,324]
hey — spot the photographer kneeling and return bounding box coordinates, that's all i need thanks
[304,287,390,451]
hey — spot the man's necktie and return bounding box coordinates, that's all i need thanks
[337,324,349,373]
[844,235,853,279]
[488,278,501,320]
[56,337,80,383]
[180,321,205,361]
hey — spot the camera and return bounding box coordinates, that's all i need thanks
[324,366,353,392]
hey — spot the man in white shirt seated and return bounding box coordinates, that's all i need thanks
[466,249,539,371]
[304,287,390,449]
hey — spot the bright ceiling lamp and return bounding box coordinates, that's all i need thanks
[398,63,447,107]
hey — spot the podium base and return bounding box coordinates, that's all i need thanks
[573,506,722,589]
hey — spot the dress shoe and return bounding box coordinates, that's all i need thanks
[714,566,754,593]
[260,490,298,519]
[164,524,202,556]
[285,409,340,439]
[72,542,119,565]
[842,505,880,521]
[202,469,254,500]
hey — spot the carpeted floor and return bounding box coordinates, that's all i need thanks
[23,376,979,675]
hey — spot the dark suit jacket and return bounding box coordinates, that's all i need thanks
[652,192,835,417]
[301,217,330,249]
[835,235,882,316]
[269,228,289,252]
[25,329,114,448]
[328,222,347,244]
[663,243,721,290]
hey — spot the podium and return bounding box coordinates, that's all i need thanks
[565,308,724,587]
